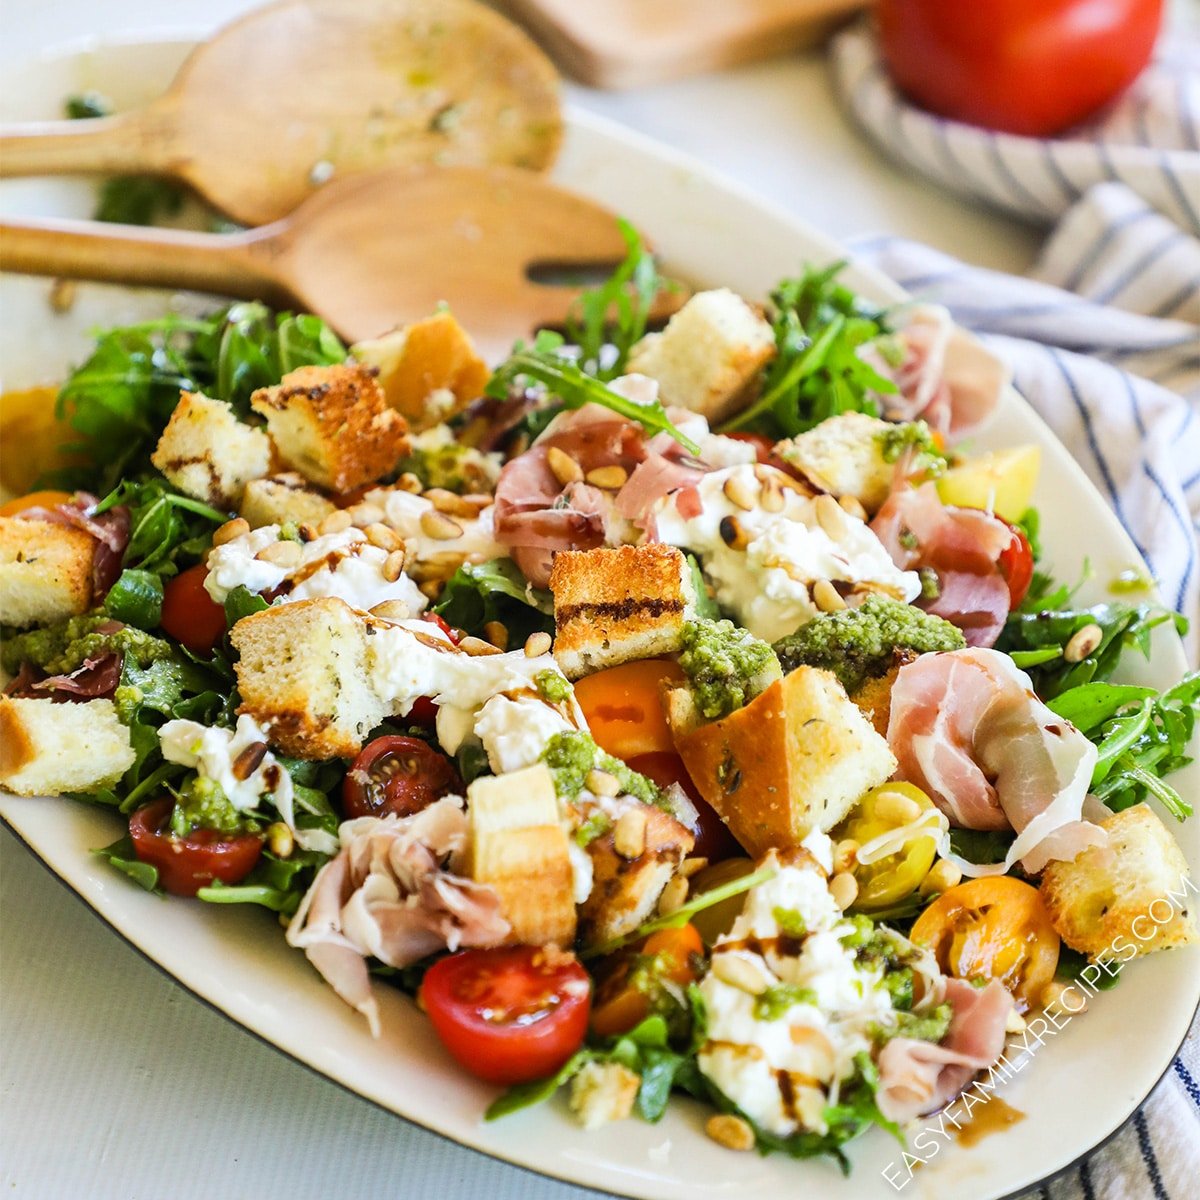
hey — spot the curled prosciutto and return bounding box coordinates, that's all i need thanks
[286,797,509,1036]
[19,491,131,599]
[887,647,1104,876]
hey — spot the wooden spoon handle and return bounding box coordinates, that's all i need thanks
[0,217,284,302]
[0,110,176,177]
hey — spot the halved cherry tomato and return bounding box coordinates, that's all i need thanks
[422,611,461,644]
[837,782,939,912]
[590,923,704,1039]
[407,614,463,726]
[574,659,684,761]
[160,563,227,654]
[129,797,263,897]
[420,946,591,1085]
[911,876,1060,1011]
[342,735,461,819]
[998,523,1034,609]
[0,489,73,517]
[626,751,740,862]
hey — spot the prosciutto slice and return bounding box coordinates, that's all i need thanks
[286,798,509,1036]
[876,979,1014,1123]
[887,648,1104,875]
[21,492,131,598]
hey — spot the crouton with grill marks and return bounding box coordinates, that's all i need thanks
[239,473,336,530]
[0,516,95,627]
[1040,804,1198,961]
[550,544,698,680]
[0,696,134,795]
[230,597,387,759]
[150,391,271,507]
[250,363,410,494]
[626,288,775,424]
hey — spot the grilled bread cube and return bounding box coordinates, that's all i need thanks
[550,544,698,679]
[466,764,577,946]
[0,696,134,795]
[626,288,774,424]
[352,310,490,431]
[578,801,695,947]
[230,597,387,759]
[239,473,337,530]
[774,412,897,515]
[0,516,95,627]
[150,391,272,507]
[667,666,897,856]
[250,363,410,494]
[1040,804,1198,961]
[849,648,920,738]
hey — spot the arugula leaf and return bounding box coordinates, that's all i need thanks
[92,836,159,892]
[487,330,700,455]
[685,553,721,620]
[103,568,163,628]
[224,585,271,628]
[434,557,554,644]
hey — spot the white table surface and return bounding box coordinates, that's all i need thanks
[0,4,1190,1199]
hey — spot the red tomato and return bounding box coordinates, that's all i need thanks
[626,751,741,862]
[998,523,1034,608]
[422,611,461,644]
[420,946,591,1085]
[407,615,462,726]
[878,0,1162,137]
[342,735,462,819]
[160,563,227,653]
[129,798,263,897]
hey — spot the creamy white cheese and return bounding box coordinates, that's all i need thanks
[366,487,505,567]
[158,714,336,854]
[697,862,895,1137]
[650,463,920,642]
[473,692,578,775]
[204,525,427,617]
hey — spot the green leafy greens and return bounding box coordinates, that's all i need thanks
[434,558,554,644]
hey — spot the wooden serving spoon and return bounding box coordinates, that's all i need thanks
[0,0,562,227]
[0,165,682,362]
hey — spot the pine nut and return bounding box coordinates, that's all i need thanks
[613,807,648,859]
[418,579,442,600]
[1005,1008,1027,1034]
[680,856,709,878]
[231,741,268,781]
[839,495,868,522]
[546,446,583,487]
[212,517,250,546]
[705,1114,755,1153]
[459,635,503,657]
[347,502,385,526]
[759,476,785,513]
[483,620,509,650]
[657,875,689,917]
[49,278,78,313]
[298,523,319,542]
[256,539,302,567]
[420,510,463,540]
[919,859,963,897]
[812,578,847,613]
[1039,980,1085,1013]
[370,600,410,621]
[585,769,621,797]
[833,838,859,874]
[364,522,402,552]
[396,472,424,494]
[830,871,858,910]
[382,549,406,582]
[426,488,478,518]
[712,951,774,995]
[266,821,294,859]
[719,514,750,550]
[813,493,846,540]
[1063,622,1103,664]
[722,472,758,512]
[585,465,628,490]
[524,631,553,658]
[318,509,353,535]
[873,789,923,825]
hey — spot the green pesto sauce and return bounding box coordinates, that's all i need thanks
[541,731,661,807]
[399,440,490,493]
[2,611,172,677]
[753,983,817,1021]
[534,669,572,704]
[573,810,612,847]
[772,906,808,938]
[169,775,260,837]
[876,420,947,473]
[893,1003,953,1044]
[678,619,781,721]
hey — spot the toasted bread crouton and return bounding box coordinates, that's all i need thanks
[774,412,896,515]
[352,311,490,431]
[579,802,695,947]
[0,517,94,627]
[626,288,774,424]
[250,364,410,494]
[1040,804,1198,961]
[667,666,896,856]
[239,473,336,530]
[849,648,919,738]
[550,544,698,680]
[569,1061,640,1130]
[0,696,134,795]
[230,597,387,759]
[150,392,271,507]
[467,764,577,946]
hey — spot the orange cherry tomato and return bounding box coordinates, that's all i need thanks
[0,489,73,517]
[911,876,1060,1011]
[574,659,684,762]
[590,923,704,1039]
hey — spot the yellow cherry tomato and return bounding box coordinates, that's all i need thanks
[0,489,73,517]
[838,782,939,912]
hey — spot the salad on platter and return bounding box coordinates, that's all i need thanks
[1,236,1196,1171]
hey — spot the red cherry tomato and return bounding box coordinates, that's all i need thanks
[998,524,1034,608]
[627,751,741,862]
[878,0,1163,137]
[420,946,591,1085]
[407,615,462,726]
[129,798,263,897]
[342,735,462,819]
[160,563,227,654]
[422,611,461,644]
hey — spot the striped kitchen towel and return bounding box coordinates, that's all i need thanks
[830,24,1200,234]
